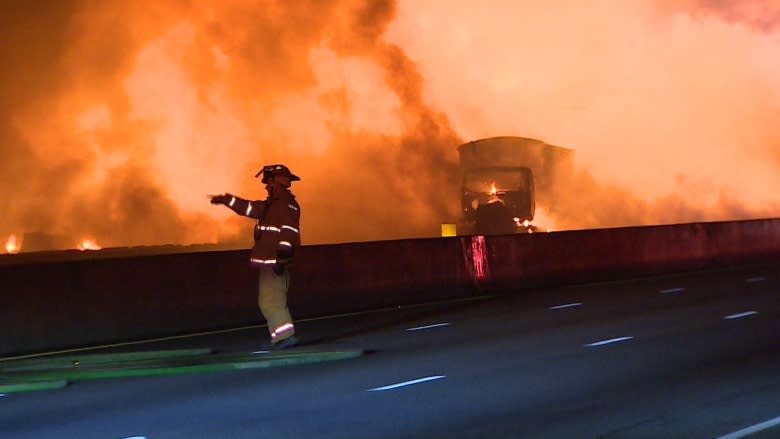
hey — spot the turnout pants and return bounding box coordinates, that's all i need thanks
[258,267,295,343]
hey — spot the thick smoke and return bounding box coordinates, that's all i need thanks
[3,1,780,251]
[657,0,780,32]
[387,0,780,231]
[0,1,215,249]
[0,0,461,249]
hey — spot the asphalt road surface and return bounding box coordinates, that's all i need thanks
[2,261,779,438]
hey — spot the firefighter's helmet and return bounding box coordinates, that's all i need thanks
[255,164,300,184]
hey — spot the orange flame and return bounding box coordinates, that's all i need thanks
[5,234,20,254]
[489,182,497,195]
[77,238,102,251]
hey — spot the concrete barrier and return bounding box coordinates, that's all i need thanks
[1,218,778,356]
[479,219,780,291]
[0,251,258,356]
[289,238,473,317]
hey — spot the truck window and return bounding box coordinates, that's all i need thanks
[464,168,531,193]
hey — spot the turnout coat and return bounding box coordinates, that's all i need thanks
[224,189,301,267]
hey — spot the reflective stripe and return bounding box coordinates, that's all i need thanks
[258,225,297,233]
[288,204,299,211]
[245,203,253,216]
[279,241,292,248]
[250,258,277,265]
[272,322,295,339]
[229,196,236,207]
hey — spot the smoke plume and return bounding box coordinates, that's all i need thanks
[386,0,780,231]
[2,0,779,251]
[0,0,461,249]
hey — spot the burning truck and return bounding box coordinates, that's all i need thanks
[457,136,574,235]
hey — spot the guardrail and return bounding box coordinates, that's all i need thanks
[2,218,778,356]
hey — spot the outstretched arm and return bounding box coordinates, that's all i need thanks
[208,193,265,219]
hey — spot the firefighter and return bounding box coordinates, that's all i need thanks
[209,164,301,349]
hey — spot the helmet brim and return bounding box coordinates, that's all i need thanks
[254,164,300,183]
[258,173,300,183]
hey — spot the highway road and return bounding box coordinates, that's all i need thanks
[1,261,779,438]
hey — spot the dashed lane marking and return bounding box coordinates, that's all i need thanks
[659,288,685,294]
[585,336,633,347]
[724,311,759,320]
[716,415,780,439]
[746,276,767,283]
[406,323,451,331]
[549,303,583,310]
[368,375,446,392]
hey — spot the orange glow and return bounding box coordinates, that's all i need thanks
[489,182,497,195]
[5,234,20,254]
[532,207,557,232]
[78,238,102,251]
[2,2,779,251]
[388,1,780,230]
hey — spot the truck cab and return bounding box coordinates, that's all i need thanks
[456,136,573,235]
[462,166,535,234]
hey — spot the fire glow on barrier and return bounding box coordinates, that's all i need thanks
[4,234,20,254]
[77,238,102,251]
[471,235,488,281]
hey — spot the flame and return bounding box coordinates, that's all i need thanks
[77,238,102,251]
[5,234,20,254]
[489,182,497,195]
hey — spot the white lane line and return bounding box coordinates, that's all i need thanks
[659,287,685,294]
[368,375,446,392]
[549,302,583,310]
[746,276,767,283]
[716,415,780,439]
[121,436,147,439]
[724,311,759,320]
[585,336,633,347]
[406,323,451,331]
[252,350,270,354]
[0,394,5,397]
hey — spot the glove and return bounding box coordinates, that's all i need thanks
[272,262,287,276]
[209,193,231,205]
